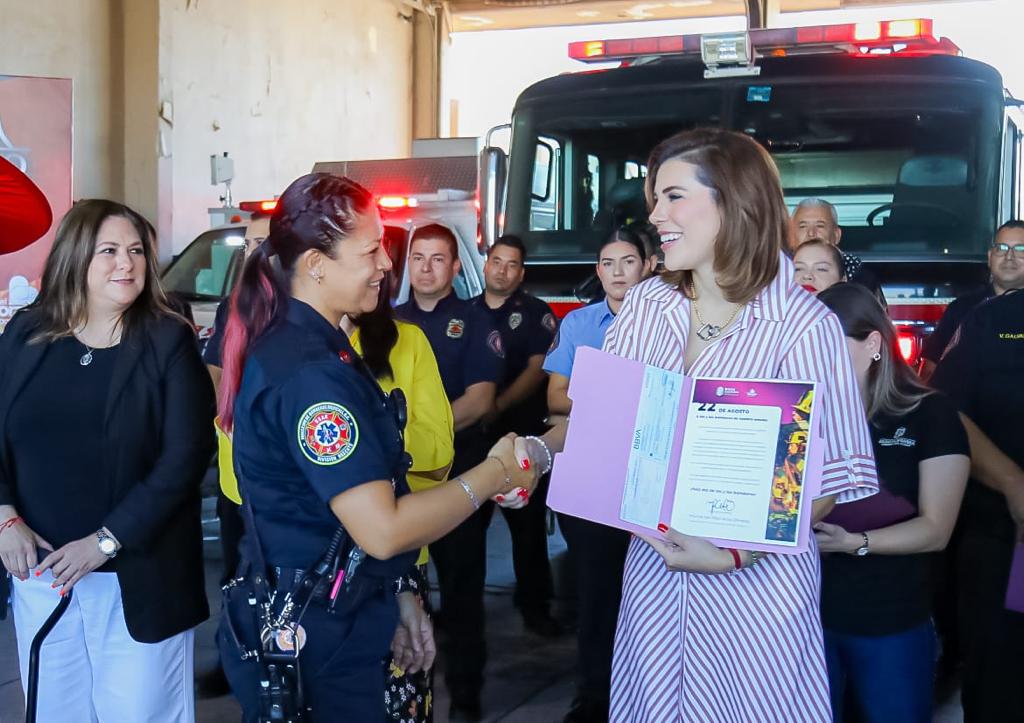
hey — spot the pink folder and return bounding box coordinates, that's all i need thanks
[547,347,824,554]
[1006,543,1024,613]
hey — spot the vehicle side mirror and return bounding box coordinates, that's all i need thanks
[479,145,507,250]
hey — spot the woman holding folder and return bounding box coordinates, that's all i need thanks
[517,128,879,722]
[814,283,968,722]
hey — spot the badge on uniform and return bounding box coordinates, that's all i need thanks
[509,312,523,330]
[297,402,359,465]
[487,330,506,358]
[542,313,557,333]
[447,319,465,339]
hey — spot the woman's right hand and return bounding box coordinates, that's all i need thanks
[486,434,538,500]
[0,512,53,581]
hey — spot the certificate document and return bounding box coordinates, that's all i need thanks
[670,378,817,548]
[546,348,823,554]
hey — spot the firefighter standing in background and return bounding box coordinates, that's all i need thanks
[472,234,561,636]
[395,223,505,721]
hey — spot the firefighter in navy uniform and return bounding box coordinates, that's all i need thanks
[396,223,504,720]
[931,287,1024,723]
[215,175,534,722]
[471,235,561,636]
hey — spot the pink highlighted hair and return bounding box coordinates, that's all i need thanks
[217,173,374,430]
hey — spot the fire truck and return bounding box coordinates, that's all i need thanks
[478,18,1024,366]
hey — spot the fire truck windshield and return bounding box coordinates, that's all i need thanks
[505,80,1001,262]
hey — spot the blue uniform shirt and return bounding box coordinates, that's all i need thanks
[543,299,615,378]
[471,289,557,435]
[232,299,413,572]
[395,292,504,402]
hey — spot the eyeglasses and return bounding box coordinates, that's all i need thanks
[993,242,1024,255]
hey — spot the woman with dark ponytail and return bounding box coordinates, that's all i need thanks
[217,173,535,722]
[345,271,454,722]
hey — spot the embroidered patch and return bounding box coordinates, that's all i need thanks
[487,330,505,358]
[541,312,557,333]
[446,318,465,339]
[297,402,358,465]
[508,312,523,330]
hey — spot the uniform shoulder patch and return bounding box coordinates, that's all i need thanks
[297,402,359,465]
[487,329,506,358]
[541,313,557,334]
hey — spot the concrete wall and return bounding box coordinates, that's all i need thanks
[0,0,415,255]
[0,0,120,199]
[169,0,415,252]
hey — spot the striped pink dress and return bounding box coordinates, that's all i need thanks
[604,253,878,723]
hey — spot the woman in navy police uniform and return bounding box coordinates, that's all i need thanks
[216,174,536,722]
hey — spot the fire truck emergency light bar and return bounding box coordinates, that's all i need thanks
[568,19,960,65]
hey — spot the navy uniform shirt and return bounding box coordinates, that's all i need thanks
[232,299,415,574]
[921,283,994,363]
[202,301,230,367]
[395,293,504,402]
[931,289,1024,538]
[471,289,557,435]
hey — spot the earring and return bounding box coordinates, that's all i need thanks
[872,352,882,362]
[311,272,322,285]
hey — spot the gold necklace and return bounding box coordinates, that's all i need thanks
[689,281,742,342]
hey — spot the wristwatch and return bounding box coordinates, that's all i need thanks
[854,532,870,557]
[96,529,119,559]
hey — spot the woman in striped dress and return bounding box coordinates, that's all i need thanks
[517,128,878,722]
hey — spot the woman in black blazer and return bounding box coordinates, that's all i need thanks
[0,199,215,722]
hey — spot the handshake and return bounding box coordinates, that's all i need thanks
[483,434,552,511]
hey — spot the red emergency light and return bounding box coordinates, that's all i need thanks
[568,18,959,63]
[377,196,419,209]
[896,329,920,366]
[239,200,278,214]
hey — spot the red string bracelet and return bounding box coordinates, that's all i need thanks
[0,515,23,534]
[727,548,742,571]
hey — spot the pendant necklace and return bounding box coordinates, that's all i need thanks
[689,281,742,342]
[80,343,96,366]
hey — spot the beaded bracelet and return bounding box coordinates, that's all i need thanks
[523,435,553,475]
[455,477,481,510]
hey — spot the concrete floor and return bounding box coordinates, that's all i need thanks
[0,506,965,723]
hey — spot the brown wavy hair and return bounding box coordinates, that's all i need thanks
[646,128,786,303]
[29,199,175,343]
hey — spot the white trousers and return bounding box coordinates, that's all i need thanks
[12,569,195,723]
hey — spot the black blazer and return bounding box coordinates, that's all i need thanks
[0,308,215,643]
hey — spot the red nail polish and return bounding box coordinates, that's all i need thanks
[34,570,41,577]
[518,489,529,499]
[496,495,505,502]
[522,459,531,471]
[59,589,65,597]
[657,523,669,533]
[50,583,57,589]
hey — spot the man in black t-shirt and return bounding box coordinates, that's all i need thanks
[931,288,1024,723]
[920,220,1024,380]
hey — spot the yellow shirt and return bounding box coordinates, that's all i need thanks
[352,321,455,565]
[217,321,454,565]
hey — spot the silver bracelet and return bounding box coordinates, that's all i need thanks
[524,435,553,475]
[455,477,481,510]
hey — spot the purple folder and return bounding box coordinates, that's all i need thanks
[1007,543,1024,613]
[547,347,824,554]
